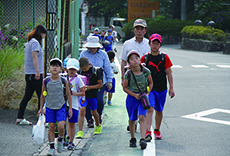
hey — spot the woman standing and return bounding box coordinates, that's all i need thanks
[16,25,47,124]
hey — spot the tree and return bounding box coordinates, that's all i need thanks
[87,0,127,25]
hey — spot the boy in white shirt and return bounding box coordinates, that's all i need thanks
[104,51,118,105]
[66,58,85,150]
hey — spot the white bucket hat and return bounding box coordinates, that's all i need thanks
[67,58,79,70]
[83,36,103,48]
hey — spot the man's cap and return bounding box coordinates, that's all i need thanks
[83,36,103,48]
[50,58,62,65]
[127,50,140,62]
[67,58,79,70]
[94,28,99,31]
[149,33,162,43]
[133,19,147,28]
[63,57,70,69]
[108,29,112,32]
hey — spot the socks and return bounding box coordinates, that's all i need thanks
[49,142,55,149]
[58,136,63,142]
[154,129,159,131]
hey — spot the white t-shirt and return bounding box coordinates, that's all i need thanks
[120,37,150,61]
[67,76,84,110]
[110,62,118,78]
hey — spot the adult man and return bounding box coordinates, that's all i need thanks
[120,19,150,83]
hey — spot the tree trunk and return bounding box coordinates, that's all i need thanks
[172,0,181,19]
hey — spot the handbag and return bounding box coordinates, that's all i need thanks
[131,70,150,110]
[32,114,45,146]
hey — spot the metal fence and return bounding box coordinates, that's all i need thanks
[0,0,45,30]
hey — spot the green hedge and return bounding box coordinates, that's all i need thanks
[122,15,193,41]
[181,25,226,41]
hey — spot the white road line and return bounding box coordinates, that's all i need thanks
[182,108,230,126]
[191,65,209,68]
[143,127,156,156]
[216,65,230,68]
[172,65,183,68]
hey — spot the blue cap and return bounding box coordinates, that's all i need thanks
[63,57,70,69]
[108,29,112,32]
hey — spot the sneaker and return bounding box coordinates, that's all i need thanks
[108,101,112,105]
[93,124,102,135]
[154,130,162,139]
[87,119,94,128]
[67,142,75,150]
[57,140,63,153]
[140,138,147,149]
[76,131,84,139]
[145,131,152,142]
[47,148,55,156]
[103,95,107,105]
[129,138,137,147]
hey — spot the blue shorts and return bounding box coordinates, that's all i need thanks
[148,90,167,112]
[81,98,97,111]
[45,104,67,123]
[67,108,79,123]
[126,94,147,121]
[105,78,115,93]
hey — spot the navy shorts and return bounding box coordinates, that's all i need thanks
[81,98,97,110]
[148,90,167,112]
[105,78,115,93]
[45,104,67,123]
[67,108,79,123]
[126,94,147,121]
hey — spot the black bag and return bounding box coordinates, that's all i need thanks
[131,71,150,110]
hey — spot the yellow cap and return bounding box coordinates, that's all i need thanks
[43,91,47,96]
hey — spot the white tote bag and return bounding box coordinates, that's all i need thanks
[32,114,45,146]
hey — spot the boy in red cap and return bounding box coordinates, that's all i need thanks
[140,33,175,141]
[123,50,153,149]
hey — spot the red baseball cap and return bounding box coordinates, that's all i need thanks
[149,34,162,43]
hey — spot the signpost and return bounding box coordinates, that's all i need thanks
[128,0,159,22]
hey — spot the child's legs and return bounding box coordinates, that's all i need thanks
[58,121,65,137]
[153,90,167,130]
[155,110,163,130]
[129,119,136,138]
[126,95,139,138]
[91,110,99,126]
[108,92,113,101]
[67,122,76,142]
[139,115,146,138]
[147,91,155,131]
[48,122,56,143]
[78,107,86,131]
[67,108,78,142]
[88,98,99,126]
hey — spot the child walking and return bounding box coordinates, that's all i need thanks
[66,58,85,150]
[38,58,73,156]
[76,57,103,139]
[104,51,118,105]
[123,50,153,149]
[140,33,175,141]
[104,29,114,52]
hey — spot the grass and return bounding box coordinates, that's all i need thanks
[0,46,38,109]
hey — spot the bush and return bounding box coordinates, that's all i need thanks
[0,46,25,109]
[122,15,193,42]
[181,25,227,41]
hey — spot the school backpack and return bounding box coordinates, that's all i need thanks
[78,66,103,81]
